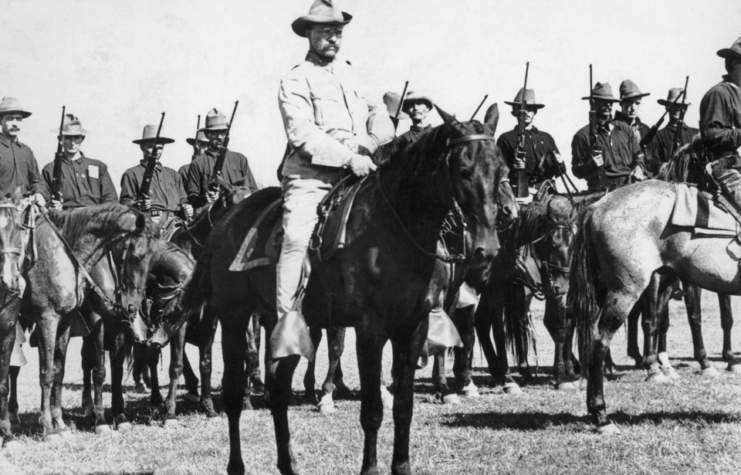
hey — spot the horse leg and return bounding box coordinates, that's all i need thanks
[198,306,219,419]
[221,313,250,475]
[641,273,666,382]
[182,348,199,402]
[148,347,163,406]
[242,315,259,411]
[302,327,321,406]
[656,299,680,380]
[0,314,17,447]
[268,355,301,475]
[164,324,186,426]
[249,312,265,395]
[36,315,60,440]
[543,298,575,390]
[432,348,457,404]
[132,345,148,393]
[627,304,642,368]
[719,294,741,372]
[318,326,347,414]
[681,281,716,376]
[473,290,502,386]
[490,287,520,393]
[356,320,387,475]
[50,325,72,437]
[109,331,131,430]
[454,305,478,398]
[332,331,355,401]
[507,284,532,382]
[9,366,20,432]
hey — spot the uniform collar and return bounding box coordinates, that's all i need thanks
[410,124,431,132]
[63,151,85,163]
[0,134,21,148]
[614,110,643,127]
[139,159,162,170]
[306,50,338,70]
[512,125,539,133]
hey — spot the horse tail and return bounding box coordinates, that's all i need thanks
[568,207,601,376]
[180,249,212,313]
[502,296,530,363]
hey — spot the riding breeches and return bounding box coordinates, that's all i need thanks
[711,160,741,209]
[276,177,331,321]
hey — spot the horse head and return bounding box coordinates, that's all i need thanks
[0,189,25,303]
[437,104,508,274]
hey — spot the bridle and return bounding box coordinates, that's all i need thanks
[378,132,502,264]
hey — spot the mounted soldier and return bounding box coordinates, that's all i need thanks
[701,36,741,216]
[497,88,564,196]
[275,0,394,331]
[185,108,258,208]
[179,130,209,189]
[652,88,699,167]
[120,124,193,225]
[395,91,434,150]
[42,114,118,211]
[571,81,646,191]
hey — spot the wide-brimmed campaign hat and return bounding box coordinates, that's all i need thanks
[504,88,545,109]
[657,88,690,107]
[402,91,434,111]
[582,82,620,102]
[186,130,209,146]
[717,36,741,60]
[383,92,409,120]
[199,108,229,131]
[132,124,174,145]
[51,114,87,136]
[292,0,352,38]
[0,97,32,118]
[619,80,650,101]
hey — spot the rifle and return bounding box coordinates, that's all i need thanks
[470,94,488,121]
[393,81,409,133]
[669,76,690,158]
[138,112,166,201]
[193,114,201,149]
[515,62,530,198]
[640,87,685,148]
[51,106,66,201]
[208,101,239,193]
[588,64,608,190]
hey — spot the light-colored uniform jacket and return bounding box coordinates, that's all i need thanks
[278,51,395,184]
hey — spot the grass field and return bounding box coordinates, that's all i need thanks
[2,292,741,474]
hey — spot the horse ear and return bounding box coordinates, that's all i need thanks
[483,103,499,136]
[436,105,465,136]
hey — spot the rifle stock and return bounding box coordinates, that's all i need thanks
[208,101,239,193]
[670,76,690,158]
[588,65,609,190]
[52,106,66,201]
[138,112,166,201]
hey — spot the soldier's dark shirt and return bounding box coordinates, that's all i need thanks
[0,134,48,197]
[699,79,741,158]
[41,153,117,208]
[497,126,562,184]
[651,122,699,169]
[395,124,431,152]
[571,119,645,191]
[178,161,193,191]
[186,149,258,207]
[120,161,186,211]
[615,111,655,176]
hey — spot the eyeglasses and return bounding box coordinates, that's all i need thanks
[313,26,343,38]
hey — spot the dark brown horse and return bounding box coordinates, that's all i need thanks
[2,204,157,445]
[182,107,507,475]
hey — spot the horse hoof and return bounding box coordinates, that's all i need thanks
[702,366,720,378]
[117,422,132,432]
[183,392,200,404]
[59,429,74,440]
[163,418,180,429]
[3,440,21,450]
[318,394,336,415]
[95,424,111,435]
[645,371,670,384]
[557,382,577,391]
[663,367,681,380]
[503,383,522,395]
[380,386,394,410]
[442,393,461,405]
[207,414,221,422]
[44,433,63,443]
[134,383,146,394]
[596,423,621,435]
[461,383,480,398]
[242,399,253,411]
[727,360,741,373]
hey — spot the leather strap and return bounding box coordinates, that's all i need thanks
[448,134,496,147]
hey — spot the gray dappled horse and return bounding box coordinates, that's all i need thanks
[570,178,741,434]
[182,106,508,475]
[2,204,156,446]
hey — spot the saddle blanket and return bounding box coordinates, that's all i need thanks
[671,183,737,237]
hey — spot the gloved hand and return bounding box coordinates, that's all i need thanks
[348,154,377,177]
[206,190,219,203]
[182,203,194,219]
[49,199,63,211]
[137,198,152,211]
[514,150,526,170]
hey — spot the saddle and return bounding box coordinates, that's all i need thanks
[671,183,738,237]
[229,177,366,272]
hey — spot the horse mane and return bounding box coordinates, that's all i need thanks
[150,240,193,277]
[656,142,694,183]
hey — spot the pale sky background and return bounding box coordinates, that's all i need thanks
[1,0,739,191]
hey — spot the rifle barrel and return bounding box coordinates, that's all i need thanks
[470,94,488,121]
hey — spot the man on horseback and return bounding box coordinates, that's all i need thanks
[179,130,209,189]
[701,36,741,211]
[185,109,258,208]
[0,97,48,205]
[497,88,564,191]
[276,0,393,338]
[42,115,118,211]
[652,88,699,166]
[121,125,193,222]
[394,91,434,150]
[571,82,646,191]
[616,80,655,177]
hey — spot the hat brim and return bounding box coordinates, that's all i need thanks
[402,98,434,111]
[657,99,690,107]
[198,125,228,132]
[186,138,209,145]
[717,48,741,60]
[292,12,352,37]
[51,129,86,136]
[0,110,32,118]
[504,101,545,109]
[620,93,650,102]
[133,137,175,145]
[582,96,620,102]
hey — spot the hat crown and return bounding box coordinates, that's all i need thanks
[667,88,685,102]
[141,124,160,141]
[307,0,345,20]
[200,108,229,131]
[0,97,31,117]
[60,114,85,135]
[592,82,615,98]
[512,88,537,104]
